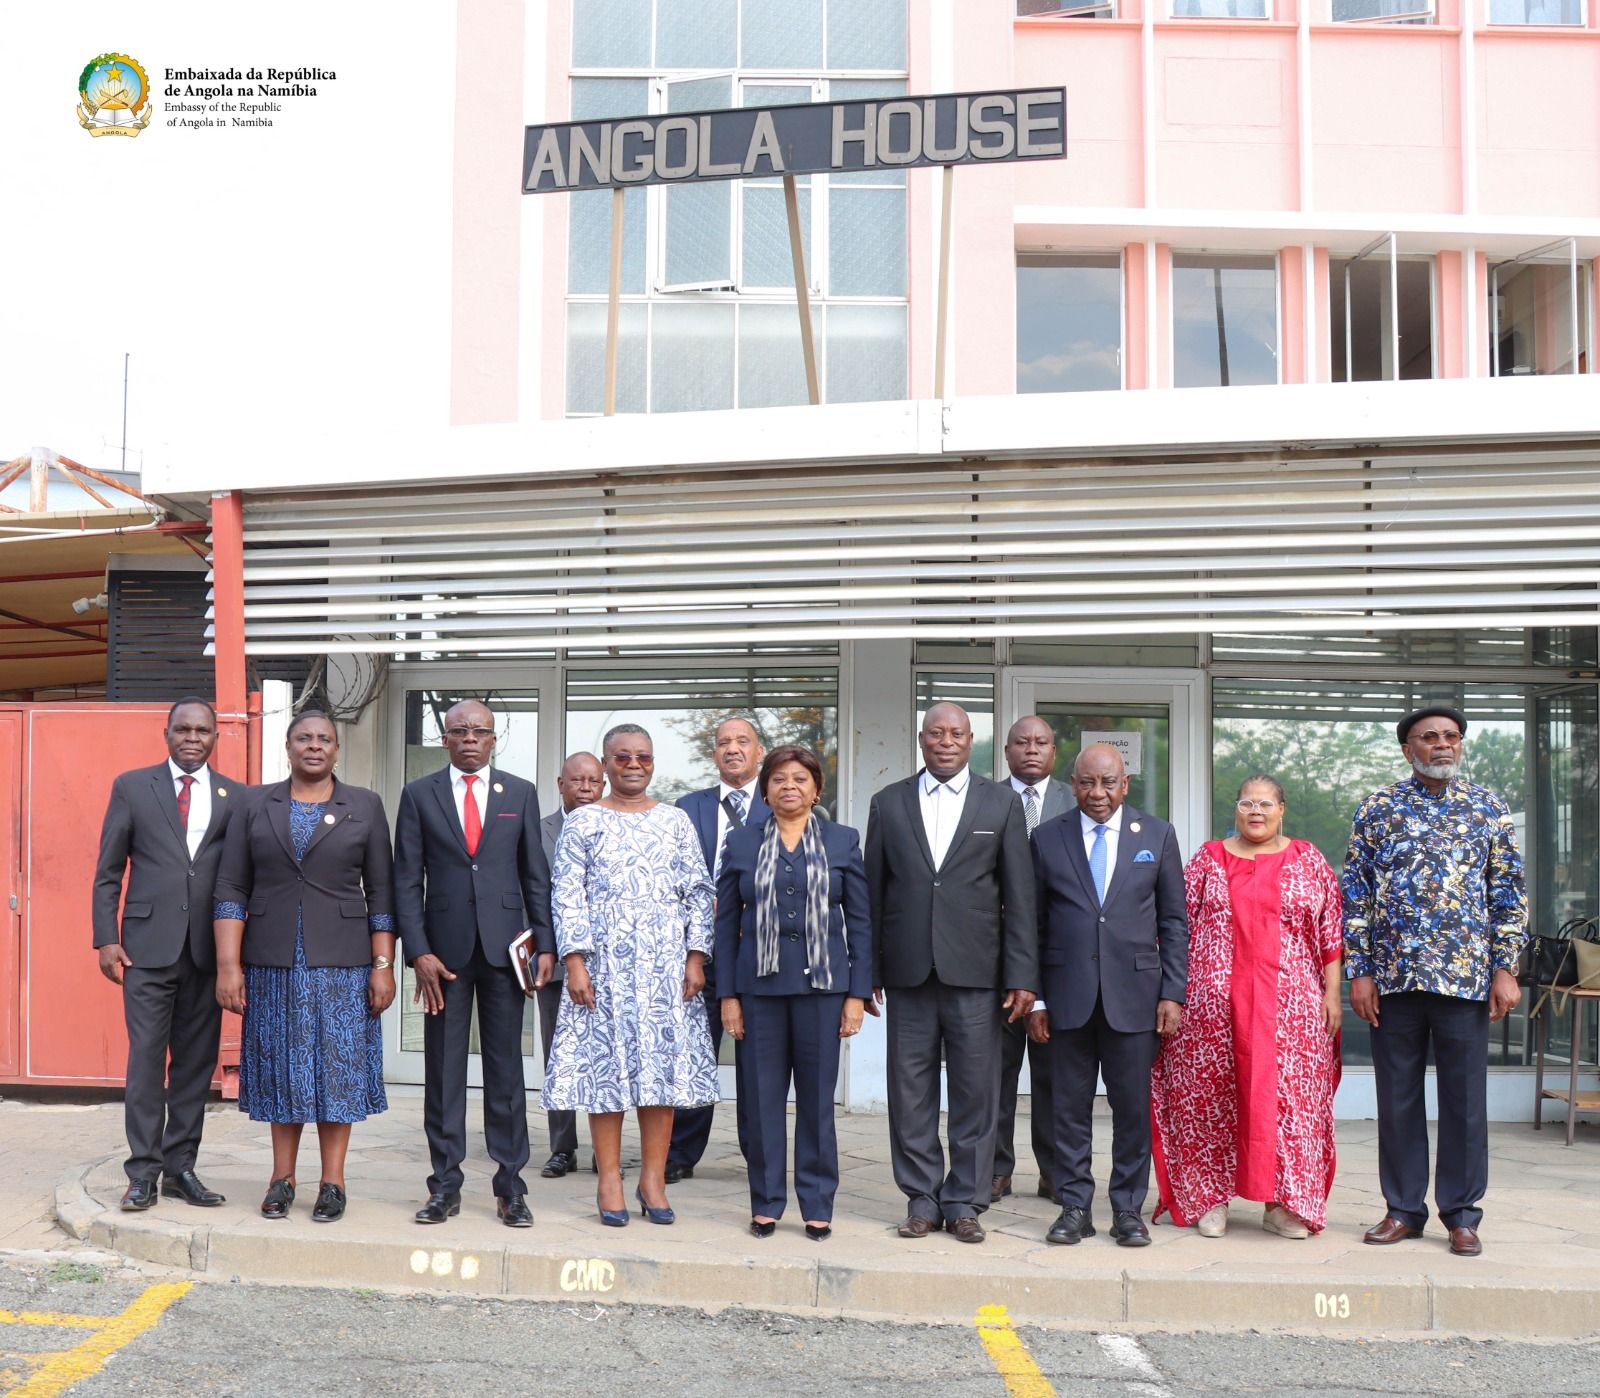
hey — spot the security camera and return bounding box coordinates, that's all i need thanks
[71,592,109,615]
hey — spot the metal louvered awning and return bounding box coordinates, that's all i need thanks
[216,450,1600,656]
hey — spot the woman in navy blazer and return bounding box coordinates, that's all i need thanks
[715,745,872,1240]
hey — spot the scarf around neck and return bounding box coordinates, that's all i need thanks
[753,813,833,990]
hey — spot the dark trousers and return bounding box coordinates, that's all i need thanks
[1370,990,1490,1230]
[995,1013,1057,1186]
[886,975,1003,1222]
[1050,998,1159,1216]
[668,965,749,1169]
[742,993,844,1222]
[535,979,578,1159]
[422,942,530,1199]
[122,943,222,1183]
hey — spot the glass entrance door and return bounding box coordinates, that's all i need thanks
[1008,672,1203,857]
[382,668,561,1088]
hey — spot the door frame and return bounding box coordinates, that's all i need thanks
[1004,667,1208,859]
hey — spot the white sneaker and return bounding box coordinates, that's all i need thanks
[1264,1204,1309,1239]
[1196,1203,1228,1237]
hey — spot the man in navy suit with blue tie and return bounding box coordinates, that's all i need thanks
[1028,742,1187,1248]
[668,716,767,1181]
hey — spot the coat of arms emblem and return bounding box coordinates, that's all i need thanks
[78,54,152,137]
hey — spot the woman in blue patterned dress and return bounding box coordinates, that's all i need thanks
[213,710,396,1223]
[544,724,718,1227]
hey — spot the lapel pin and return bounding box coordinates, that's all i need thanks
[1129,822,1141,833]
[217,787,227,797]
[324,814,337,825]
[493,782,504,793]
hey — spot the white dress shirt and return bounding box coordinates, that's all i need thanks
[168,758,212,860]
[919,765,971,869]
[449,764,492,833]
[714,778,761,876]
[1081,804,1125,898]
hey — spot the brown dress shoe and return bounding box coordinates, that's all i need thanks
[1449,1225,1482,1257]
[897,1215,939,1238]
[947,1217,986,1244]
[991,1175,1013,1203]
[1364,1215,1424,1245]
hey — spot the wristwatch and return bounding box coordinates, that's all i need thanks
[372,955,393,972]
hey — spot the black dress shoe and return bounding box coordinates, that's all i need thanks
[540,1152,578,1179]
[1046,1206,1096,1245]
[498,1195,534,1228]
[120,1178,158,1212]
[804,1223,832,1242]
[1110,1210,1151,1247]
[311,1182,346,1223]
[663,1162,693,1184]
[750,1219,777,1238]
[162,1169,225,1207]
[414,1191,461,1225]
[260,1178,295,1220]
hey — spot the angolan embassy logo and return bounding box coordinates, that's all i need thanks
[77,53,152,137]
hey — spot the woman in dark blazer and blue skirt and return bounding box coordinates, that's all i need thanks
[213,710,396,1223]
[716,744,873,1240]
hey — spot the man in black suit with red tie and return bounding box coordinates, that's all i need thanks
[93,697,239,1212]
[394,699,555,1228]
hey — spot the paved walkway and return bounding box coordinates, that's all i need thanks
[17,1089,1600,1336]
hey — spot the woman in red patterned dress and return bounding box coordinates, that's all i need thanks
[1151,775,1343,1238]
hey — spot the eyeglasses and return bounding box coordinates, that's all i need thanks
[1236,799,1281,814]
[1409,729,1463,746]
[445,726,495,740]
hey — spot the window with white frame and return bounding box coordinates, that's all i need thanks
[565,0,909,415]
[1015,253,1123,393]
[1488,0,1583,24]
[1330,247,1435,382]
[1016,0,1118,18]
[1331,0,1434,22]
[1171,253,1279,389]
[1490,252,1591,377]
[1171,0,1269,17]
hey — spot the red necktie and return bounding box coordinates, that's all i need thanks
[177,774,196,830]
[462,774,482,856]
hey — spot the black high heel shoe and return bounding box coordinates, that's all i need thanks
[805,1223,832,1242]
[750,1219,776,1238]
[636,1187,675,1225]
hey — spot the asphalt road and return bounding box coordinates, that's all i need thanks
[0,1255,1594,1397]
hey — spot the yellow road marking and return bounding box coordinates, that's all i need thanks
[974,1303,1056,1398]
[4,1282,191,1397]
[0,1313,107,1331]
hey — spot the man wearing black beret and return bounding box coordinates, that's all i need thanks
[1341,704,1527,1258]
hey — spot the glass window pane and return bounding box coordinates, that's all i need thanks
[1492,262,1589,377]
[1172,0,1269,14]
[1489,0,1582,21]
[829,188,906,297]
[569,189,647,295]
[1016,254,1122,393]
[827,0,908,70]
[743,0,823,68]
[742,185,810,288]
[570,77,650,123]
[566,301,647,415]
[1332,0,1434,18]
[1172,254,1278,388]
[658,0,737,68]
[825,304,907,403]
[914,672,995,775]
[1329,256,1433,382]
[663,77,734,289]
[738,303,820,408]
[651,302,735,413]
[572,0,652,67]
[565,667,840,803]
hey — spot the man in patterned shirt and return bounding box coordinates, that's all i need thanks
[1342,704,1527,1259]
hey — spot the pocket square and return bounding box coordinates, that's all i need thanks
[973,830,996,836]
[1133,849,1156,863]
[495,812,518,818]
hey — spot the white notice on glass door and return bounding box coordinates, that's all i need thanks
[1081,730,1142,776]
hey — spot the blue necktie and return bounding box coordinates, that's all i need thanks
[1089,823,1108,906]
[728,789,747,823]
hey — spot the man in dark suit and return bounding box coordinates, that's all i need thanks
[1027,742,1188,1248]
[93,697,238,1212]
[668,716,767,1181]
[394,699,555,1228]
[866,702,1037,1244]
[994,714,1070,1205]
[536,750,603,1178]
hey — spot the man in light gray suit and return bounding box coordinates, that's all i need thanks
[865,702,1037,1244]
[536,751,604,1178]
[993,715,1069,1204]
